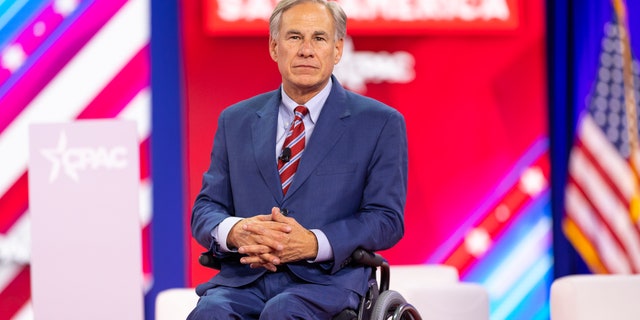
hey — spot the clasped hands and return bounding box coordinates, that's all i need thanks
[227,207,319,271]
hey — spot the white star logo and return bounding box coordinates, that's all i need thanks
[40,131,78,182]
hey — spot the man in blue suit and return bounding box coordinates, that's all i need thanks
[188,0,408,319]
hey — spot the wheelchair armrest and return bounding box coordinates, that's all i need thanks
[351,249,390,292]
[199,251,221,270]
[351,249,385,267]
[199,248,390,291]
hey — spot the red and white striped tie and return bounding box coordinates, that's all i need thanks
[278,106,308,194]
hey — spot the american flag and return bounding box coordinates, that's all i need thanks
[0,0,152,318]
[564,15,640,274]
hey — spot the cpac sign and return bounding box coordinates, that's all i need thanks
[28,120,143,320]
[204,0,519,35]
[40,131,129,183]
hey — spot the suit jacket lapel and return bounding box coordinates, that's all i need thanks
[252,92,283,202]
[285,80,350,198]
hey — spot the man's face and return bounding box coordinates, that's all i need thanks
[269,2,344,97]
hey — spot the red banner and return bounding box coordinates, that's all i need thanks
[204,0,521,36]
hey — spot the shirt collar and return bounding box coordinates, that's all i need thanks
[280,77,333,124]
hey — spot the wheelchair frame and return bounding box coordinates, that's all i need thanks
[199,248,422,320]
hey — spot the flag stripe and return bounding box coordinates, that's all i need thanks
[567,176,635,273]
[571,143,640,266]
[567,116,640,272]
[565,184,629,273]
[580,116,635,201]
[577,140,630,206]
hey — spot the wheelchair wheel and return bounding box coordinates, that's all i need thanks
[370,290,414,320]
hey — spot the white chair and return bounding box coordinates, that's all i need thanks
[155,288,199,320]
[550,274,640,320]
[391,264,460,284]
[390,264,490,320]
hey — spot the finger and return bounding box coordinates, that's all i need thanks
[240,252,280,266]
[253,213,274,222]
[271,210,295,232]
[271,208,284,220]
[242,224,289,248]
[244,219,290,233]
[238,244,276,255]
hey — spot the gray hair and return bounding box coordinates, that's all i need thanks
[269,0,347,41]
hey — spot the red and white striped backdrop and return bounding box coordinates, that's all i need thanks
[0,0,151,318]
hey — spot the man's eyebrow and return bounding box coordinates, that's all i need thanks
[286,29,302,34]
[284,30,329,37]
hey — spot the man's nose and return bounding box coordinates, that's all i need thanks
[298,40,314,56]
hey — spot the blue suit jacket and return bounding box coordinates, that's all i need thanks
[192,76,408,296]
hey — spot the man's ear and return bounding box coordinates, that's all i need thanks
[269,37,278,61]
[334,37,344,64]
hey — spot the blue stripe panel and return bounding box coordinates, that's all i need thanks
[498,260,553,320]
[492,254,552,319]
[147,0,186,318]
[462,193,552,319]
[0,0,49,47]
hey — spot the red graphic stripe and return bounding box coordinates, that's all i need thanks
[76,45,150,119]
[140,137,150,180]
[443,152,550,276]
[0,266,31,319]
[0,173,28,234]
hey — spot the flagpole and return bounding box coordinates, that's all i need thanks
[612,0,640,223]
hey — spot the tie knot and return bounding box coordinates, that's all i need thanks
[294,106,308,118]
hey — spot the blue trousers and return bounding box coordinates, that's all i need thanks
[187,269,360,320]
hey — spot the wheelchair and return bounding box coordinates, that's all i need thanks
[199,248,422,320]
